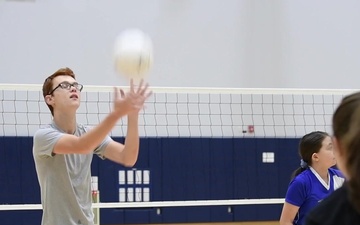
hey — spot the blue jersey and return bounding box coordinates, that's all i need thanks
[285,167,344,225]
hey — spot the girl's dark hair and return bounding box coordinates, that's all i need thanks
[332,91,360,213]
[290,131,329,180]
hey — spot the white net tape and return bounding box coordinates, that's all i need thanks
[0,198,285,211]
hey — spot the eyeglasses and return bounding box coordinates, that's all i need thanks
[48,82,83,95]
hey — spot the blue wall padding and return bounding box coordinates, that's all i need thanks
[0,137,42,225]
[0,136,300,225]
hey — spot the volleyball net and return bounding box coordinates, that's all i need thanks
[0,84,352,137]
[0,83,356,224]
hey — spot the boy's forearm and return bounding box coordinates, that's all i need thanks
[122,114,140,165]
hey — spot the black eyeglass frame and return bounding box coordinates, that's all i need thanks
[48,82,83,95]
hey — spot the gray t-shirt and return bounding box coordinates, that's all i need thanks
[33,122,111,225]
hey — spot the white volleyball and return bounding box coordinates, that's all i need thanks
[113,29,153,79]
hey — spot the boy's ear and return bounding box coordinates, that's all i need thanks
[45,95,53,105]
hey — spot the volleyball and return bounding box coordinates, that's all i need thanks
[113,29,153,79]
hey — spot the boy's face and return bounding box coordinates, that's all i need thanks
[46,75,82,114]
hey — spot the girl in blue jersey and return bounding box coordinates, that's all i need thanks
[279,131,345,225]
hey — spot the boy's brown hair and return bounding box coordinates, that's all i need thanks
[42,67,76,116]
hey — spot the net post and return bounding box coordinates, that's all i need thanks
[92,190,100,225]
[91,176,100,225]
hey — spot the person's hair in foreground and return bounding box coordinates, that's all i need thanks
[332,92,360,212]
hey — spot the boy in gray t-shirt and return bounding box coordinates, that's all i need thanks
[33,123,111,225]
[33,67,152,225]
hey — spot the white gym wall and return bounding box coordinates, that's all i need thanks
[0,0,359,88]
